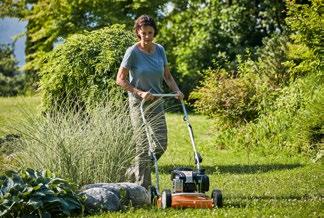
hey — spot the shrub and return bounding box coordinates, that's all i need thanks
[190,34,292,125]
[6,99,145,186]
[39,24,135,112]
[190,68,259,125]
[0,168,84,217]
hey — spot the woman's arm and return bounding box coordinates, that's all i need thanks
[116,67,154,100]
[163,65,184,100]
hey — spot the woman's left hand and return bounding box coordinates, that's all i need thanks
[175,91,184,100]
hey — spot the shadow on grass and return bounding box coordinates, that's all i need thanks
[157,163,303,175]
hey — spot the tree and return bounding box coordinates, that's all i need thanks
[0,43,25,96]
[0,43,18,77]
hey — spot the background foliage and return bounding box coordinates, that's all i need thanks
[157,0,287,96]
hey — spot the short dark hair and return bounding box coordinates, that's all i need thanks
[134,15,158,39]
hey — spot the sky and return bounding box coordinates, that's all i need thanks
[0,18,27,66]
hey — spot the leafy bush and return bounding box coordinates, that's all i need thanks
[221,73,323,156]
[39,24,135,112]
[190,68,259,125]
[0,168,84,217]
[190,34,292,125]
[6,98,145,186]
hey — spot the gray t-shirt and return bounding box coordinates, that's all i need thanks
[120,43,168,96]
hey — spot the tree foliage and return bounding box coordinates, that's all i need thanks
[158,0,286,95]
[0,43,25,96]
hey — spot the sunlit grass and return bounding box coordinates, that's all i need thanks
[0,95,41,137]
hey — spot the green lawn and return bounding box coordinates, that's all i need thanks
[0,97,323,217]
[0,95,41,137]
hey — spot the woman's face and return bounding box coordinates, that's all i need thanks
[137,25,155,46]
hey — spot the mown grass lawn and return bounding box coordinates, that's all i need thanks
[0,96,41,137]
[0,97,323,217]
[93,113,323,217]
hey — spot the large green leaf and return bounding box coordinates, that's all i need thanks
[0,169,83,216]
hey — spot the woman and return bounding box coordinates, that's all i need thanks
[116,15,184,189]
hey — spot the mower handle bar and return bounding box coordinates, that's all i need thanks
[149,93,189,119]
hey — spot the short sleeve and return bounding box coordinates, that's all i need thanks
[120,47,134,69]
[159,44,168,66]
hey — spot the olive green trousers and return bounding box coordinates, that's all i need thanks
[127,97,167,189]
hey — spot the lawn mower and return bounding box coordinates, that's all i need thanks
[140,93,223,209]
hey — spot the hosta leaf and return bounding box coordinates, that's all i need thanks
[37,189,55,196]
[0,169,83,216]
[23,186,34,194]
[64,197,82,210]
[32,183,43,191]
[27,198,43,209]
[32,191,46,197]
[25,168,36,178]
[2,177,14,194]
[48,178,67,186]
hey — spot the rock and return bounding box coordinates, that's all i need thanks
[81,187,121,212]
[117,183,151,206]
[80,182,150,211]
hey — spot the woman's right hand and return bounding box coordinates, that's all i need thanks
[139,91,155,101]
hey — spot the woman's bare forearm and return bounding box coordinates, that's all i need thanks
[163,66,180,92]
[116,67,143,97]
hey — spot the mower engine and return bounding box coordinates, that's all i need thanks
[171,168,209,193]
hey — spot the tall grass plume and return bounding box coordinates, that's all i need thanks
[6,98,148,186]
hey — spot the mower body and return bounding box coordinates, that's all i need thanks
[157,193,213,209]
[155,168,221,209]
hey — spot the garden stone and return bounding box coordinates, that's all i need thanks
[81,182,150,208]
[81,187,121,212]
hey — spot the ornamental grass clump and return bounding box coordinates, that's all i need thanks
[8,99,146,186]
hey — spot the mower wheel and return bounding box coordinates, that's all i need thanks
[212,189,223,208]
[149,186,158,205]
[161,189,172,209]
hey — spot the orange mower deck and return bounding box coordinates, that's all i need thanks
[157,193,214,209]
